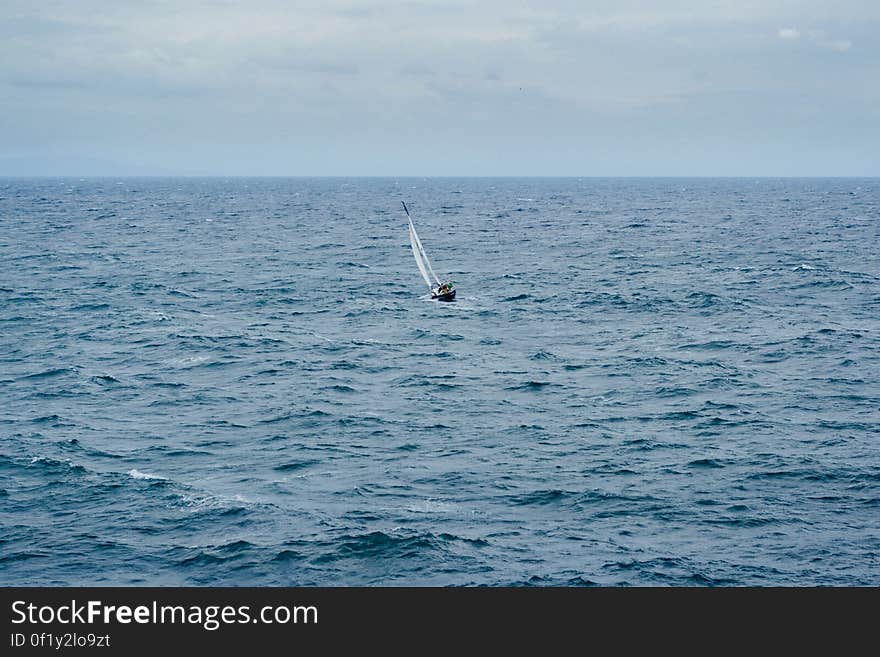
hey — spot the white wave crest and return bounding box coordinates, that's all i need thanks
[128,469,166,480]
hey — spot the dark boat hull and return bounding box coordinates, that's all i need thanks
[431,290,456,302]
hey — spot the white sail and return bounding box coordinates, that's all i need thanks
[404,203,442,290]
[410,218,441,285]
[409,218,434,289]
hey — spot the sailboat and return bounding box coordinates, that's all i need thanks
[402,201,456,301]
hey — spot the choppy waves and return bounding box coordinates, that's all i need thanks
[1,177,878,585]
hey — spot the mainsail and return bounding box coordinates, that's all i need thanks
[403,202,441,290]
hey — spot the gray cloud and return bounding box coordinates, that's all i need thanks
[1,1,878,175]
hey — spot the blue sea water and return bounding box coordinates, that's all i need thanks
[1,176,878,586]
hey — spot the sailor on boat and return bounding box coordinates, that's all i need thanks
[433,281,455,300]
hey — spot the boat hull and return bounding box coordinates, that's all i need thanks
[431,290,456,302]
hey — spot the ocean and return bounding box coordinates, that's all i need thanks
[1,176,878,586]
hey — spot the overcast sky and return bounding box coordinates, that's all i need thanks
[1,0,877,175]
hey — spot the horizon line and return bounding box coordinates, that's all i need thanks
[2,174,879,179]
